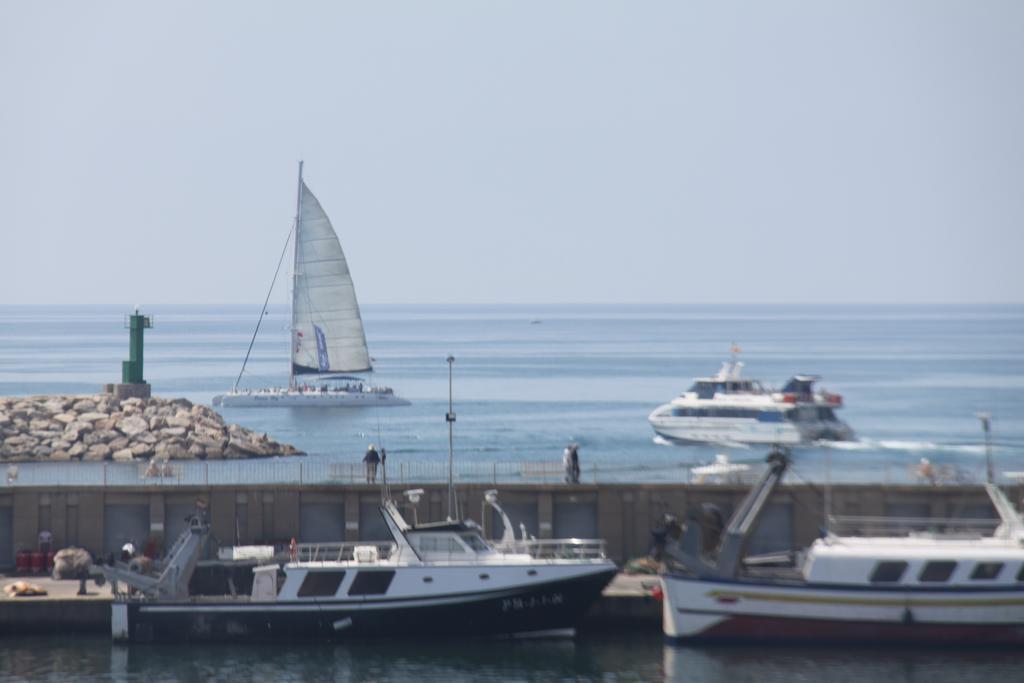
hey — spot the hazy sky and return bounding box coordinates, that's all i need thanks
[1,1,1021,305]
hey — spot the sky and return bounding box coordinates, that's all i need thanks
[1,1,1022,305]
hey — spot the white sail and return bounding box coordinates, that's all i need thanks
[290,179,372,374]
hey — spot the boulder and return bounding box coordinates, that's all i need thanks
[68,420,94,434]
[67,443,87,459]
[132,431,158,445]
[53,413,77,425]
[117,415,149,436]
[76,412,108,423]
[108,437,130,452]
[50,450,72,461]
[42,399,70,414]
[167,410,193,428]
[71,400,97,413]
[112,448,134,462]
[159,427,187,438]
[130,442,154,459]
[84,443,111,461]
[93,429,120,444]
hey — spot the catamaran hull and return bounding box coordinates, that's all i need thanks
[113,569,616,642]
[213,392,410,408]
[649,416,854,445]
[662,574,1024,644]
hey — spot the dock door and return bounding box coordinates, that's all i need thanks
[103,504,150,557]
[0,506,12,570]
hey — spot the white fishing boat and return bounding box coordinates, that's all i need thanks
[101,494,615,643]
[213,163,408,408]
[648,360,853,445]
[661,449,1024,644]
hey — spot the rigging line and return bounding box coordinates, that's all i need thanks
[233,222,296,392]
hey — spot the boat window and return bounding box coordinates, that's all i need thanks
[1017,564,1024,582]
[348,570,396,595]
[970,562,1004,580]
[460,533,490,552]
[297,570,346,598]
[757,412,784,423]
[918,561,957,583]
[416,535,467,554]
[869,561,908,583]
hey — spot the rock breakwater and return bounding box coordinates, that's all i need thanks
[0,395,302,462]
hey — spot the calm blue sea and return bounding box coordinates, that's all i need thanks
[0,304,1022,483]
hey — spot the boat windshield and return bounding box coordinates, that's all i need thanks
[460,532,491,552]
[688,380,763,398]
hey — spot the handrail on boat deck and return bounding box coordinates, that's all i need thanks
[292,538,607,564]
[499,538,607,560]
[827,514,1000,537]
[294,541,398,563]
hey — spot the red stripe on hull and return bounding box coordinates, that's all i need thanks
[689,615,1024,645]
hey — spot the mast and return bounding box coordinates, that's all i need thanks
[289,161,304,391]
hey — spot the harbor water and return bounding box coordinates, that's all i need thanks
[0,304,1021,484]
[1,634,1022,682]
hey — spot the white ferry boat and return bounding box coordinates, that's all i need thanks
[648,361,854,445]
[661,450,1024,644]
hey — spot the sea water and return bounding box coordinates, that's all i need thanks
[0,303,1021,483]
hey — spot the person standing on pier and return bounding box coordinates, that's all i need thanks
[363,444,380,484]
[570,443,581,484]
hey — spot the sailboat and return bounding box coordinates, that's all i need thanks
[213,163,409,408]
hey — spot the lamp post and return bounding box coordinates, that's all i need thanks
[446,355,457,520]
[977,413,993,484]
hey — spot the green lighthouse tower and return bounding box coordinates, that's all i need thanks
[103,308,153,399]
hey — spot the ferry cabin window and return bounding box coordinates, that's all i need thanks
[970,562,1004,580]
[918,561,957,583]
[348,570,396,595]
[297,570,346,598]
[869,561,908,583]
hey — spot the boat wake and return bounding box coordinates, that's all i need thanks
[816,438,990,455]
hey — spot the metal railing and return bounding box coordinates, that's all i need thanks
[295,541,399,563]
[0,457,1007,488]
[503,538,607,560]
[827,514,1001,538]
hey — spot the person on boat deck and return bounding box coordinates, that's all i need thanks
[363,444,380,484]
[570,444,581,484]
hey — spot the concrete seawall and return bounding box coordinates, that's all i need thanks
[0,480,1011,568]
